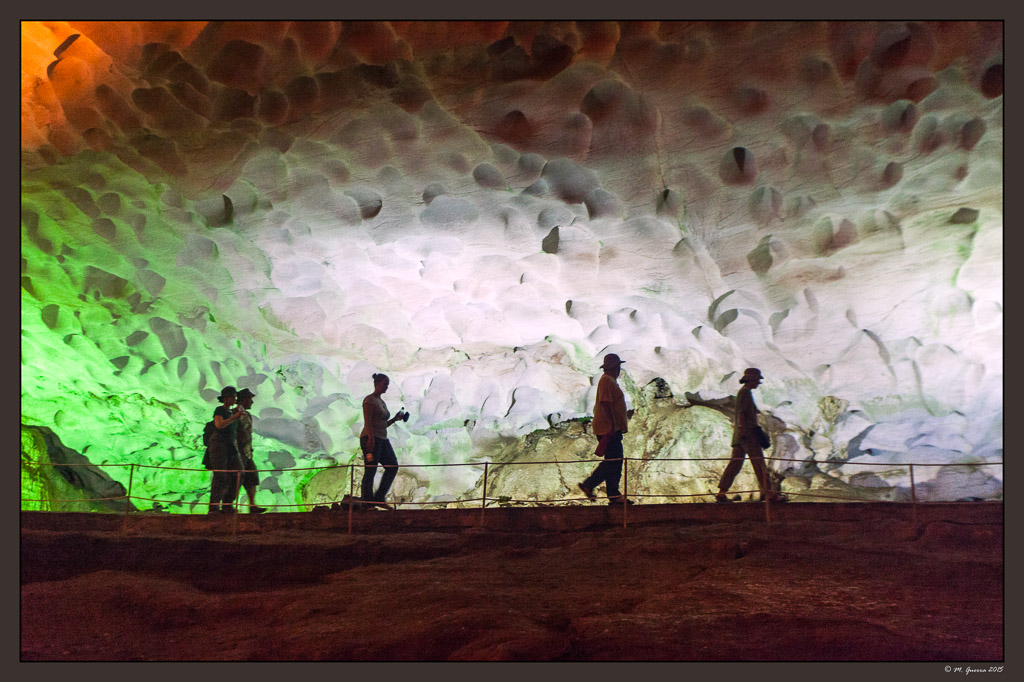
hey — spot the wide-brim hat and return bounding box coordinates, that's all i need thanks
[739,367,763,383]
[600,353,625,369]
[217,386,238,401]
[237,388,256,400]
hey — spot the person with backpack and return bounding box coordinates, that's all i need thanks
[715,367,786,503]
[234,388,266,513]
[208,386,245,513]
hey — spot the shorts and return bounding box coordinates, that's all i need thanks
[241,456,259,489]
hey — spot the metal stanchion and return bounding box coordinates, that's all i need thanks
[909,464,918,524]
[622,457,628,528]
[232,470,241,536]
[480,462,489,526]
[348,463,355,535]
[121,464,135,533]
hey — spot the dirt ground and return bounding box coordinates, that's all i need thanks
[21,508,1002,661]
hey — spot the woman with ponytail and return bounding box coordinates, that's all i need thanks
[359,373,408,508]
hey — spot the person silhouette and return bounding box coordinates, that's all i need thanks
[208,386,244,513]
[715,367,785,503]
[359,373,409,509]
[234,388,266,513]
[578,353,634,505]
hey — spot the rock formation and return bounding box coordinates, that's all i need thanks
[22,424,136,512]
[21,21,1003,511]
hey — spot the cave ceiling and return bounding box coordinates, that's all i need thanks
[20,21,1003,509]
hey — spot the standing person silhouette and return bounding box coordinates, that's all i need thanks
[578,353,634,505]
[715,367,784,503]
[208,386,244,513]
[359,373,408,509]
[234,388,266,513]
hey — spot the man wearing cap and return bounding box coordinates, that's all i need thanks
[578,353,634,505]
[235,388,266,513]
[715,367,782,503]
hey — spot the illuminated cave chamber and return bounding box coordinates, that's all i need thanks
[20,21,1003,511]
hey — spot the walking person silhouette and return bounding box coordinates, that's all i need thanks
[715,367,786,503]
[359,373,409,509]
[578,353,634,505]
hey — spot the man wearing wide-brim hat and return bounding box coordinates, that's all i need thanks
[578,353,634,505]
[235,388,266,513]
[715,367,784,503]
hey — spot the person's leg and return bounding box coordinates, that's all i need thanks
[717,444,747,496]
[581,434,617,499]
[375,440,399,502]
[209,473,224,513]
[221,456,241,511]
[581,462,604,490]
[208,443,228,512]
[579,448,601,499]
[746,443,772,499]
[360,436,378,502]
[241,458,265,512]
[361,461,378,501]
[243,482,265,511]
[603,433,624,498]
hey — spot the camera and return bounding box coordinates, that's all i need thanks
[397,408,410,422]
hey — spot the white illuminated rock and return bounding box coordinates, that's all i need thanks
[19,21,1003,511]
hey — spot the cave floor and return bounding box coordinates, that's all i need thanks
[21,502,1002,661]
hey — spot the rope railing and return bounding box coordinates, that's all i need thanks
[23,454,1003,532]
[21,495,131,503]
[29,454,1003,471]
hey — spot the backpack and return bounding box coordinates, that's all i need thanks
[201,420,216,469]
[203,420,216,447]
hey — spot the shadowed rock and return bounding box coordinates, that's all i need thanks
[747,236,773,274]
[207,39,267,91]
[980,63,1002,98]
[473,162,505,189]
[540,158,601,203]
[720,146,757,185]
[949,208,979,225]
[541,226,559,254]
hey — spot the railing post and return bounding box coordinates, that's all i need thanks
[348,463,355,535]
[480,462,489,526]
[232,469,241,536]
[121,464,135,533]
[763,464,772,525]
[622,456,628,528]
[909,464,918,524]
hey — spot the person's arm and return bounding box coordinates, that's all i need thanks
[736,392,756,433]
[362,400,375,461]
[213,407,242,429]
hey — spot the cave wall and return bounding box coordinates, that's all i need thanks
[21,21,1002,510]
